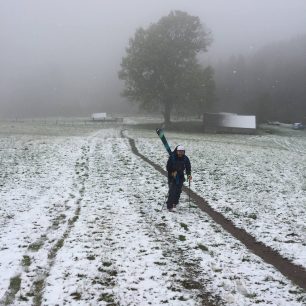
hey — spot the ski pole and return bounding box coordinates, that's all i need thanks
[188,177,191,211]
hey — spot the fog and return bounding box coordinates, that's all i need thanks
[0,0,305,118]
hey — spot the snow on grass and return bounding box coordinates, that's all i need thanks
[0,132,87,300]
[0,120,305,305]
[42,130,203,305]
[131,127,306,269]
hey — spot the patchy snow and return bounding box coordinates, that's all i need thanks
[0,120,305,305]
[132,128,306,269]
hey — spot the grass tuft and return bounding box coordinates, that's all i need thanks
[248,213,257,220]
[98,293,115,302]
[178,235,186,241]
[2,275,22,305]
[197,243,208,251]
[22,255,31,267]
[180,223,189,231]
[181,279,202,290]
[28,241,44,252]
[87,255,96,260]
[70,291,82,300]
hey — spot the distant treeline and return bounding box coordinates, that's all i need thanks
[213,34,306,123]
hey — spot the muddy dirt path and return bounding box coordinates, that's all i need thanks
[125,133,306,291]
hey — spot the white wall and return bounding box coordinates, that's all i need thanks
[92,113,107,120]
[221,114,256,129]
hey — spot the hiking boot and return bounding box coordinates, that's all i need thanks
[168,208,173,212]
[172,206,177,212]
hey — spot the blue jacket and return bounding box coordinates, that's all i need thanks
[166,146,191,182]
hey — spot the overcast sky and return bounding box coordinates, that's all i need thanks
[0,0,306,118]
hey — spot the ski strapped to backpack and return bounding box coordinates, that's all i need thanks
[156,128,172,155]
[156,128,179,185]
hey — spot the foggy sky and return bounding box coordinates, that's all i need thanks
[0,0,305,118]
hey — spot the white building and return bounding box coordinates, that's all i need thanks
[203,112,256,134]
[91,113,107,121]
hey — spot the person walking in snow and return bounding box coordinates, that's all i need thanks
[166,145,192,212]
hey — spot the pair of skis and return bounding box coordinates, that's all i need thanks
[156,128,172,212]
[156,128,177,184]
[156,128,172,156]
[156,128,191,211]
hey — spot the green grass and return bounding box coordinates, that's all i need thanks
[178,235,186,241]
[197,243,209,252]
[248,213,257,220]
[180,223,189,231]
[87,255,96,260]
[28,240,44,252]
[22,255,31,267]
[33,279,45,306]
[48,238,64,260]
[154,261,167,266]
[2,275,22,305]
[70,291,82,300]
[181,279,202,290]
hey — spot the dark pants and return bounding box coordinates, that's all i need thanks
[166,179,183,209]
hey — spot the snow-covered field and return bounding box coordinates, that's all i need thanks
[131,125,306,268]
[0,119,305,305]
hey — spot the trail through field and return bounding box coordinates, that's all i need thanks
[126,133,306,290]
[0,126,305,305]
